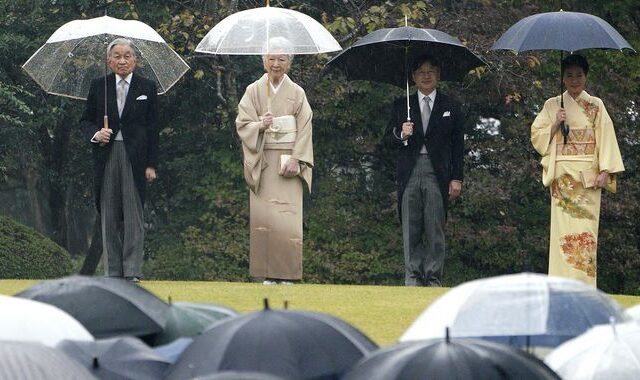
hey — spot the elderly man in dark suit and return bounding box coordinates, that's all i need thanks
[81,38,159,282]
[385,54,464,287]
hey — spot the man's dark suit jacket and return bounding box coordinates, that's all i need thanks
[80,72,159,211]
[385,92,464,217]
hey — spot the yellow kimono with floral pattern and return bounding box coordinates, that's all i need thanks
[531,91,624,286]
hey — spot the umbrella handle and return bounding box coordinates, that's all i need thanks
[99,115,108,147]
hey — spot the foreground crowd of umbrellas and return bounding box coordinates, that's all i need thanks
[2,273,640,379]
[12,2,638,379]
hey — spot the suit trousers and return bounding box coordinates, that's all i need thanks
[401,155,445,286]
[100,141,144,277]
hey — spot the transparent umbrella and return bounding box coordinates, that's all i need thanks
[545,320,640,379]
[401,273,628,348]
[22,15,189,100]
[195,2,341,55]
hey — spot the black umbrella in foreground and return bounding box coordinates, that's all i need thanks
[344,336,560,380]
[165,300,378,380]
[57,336,171,380]
[0,341,96,380]
[491,10,635,143]
[16,275,170,339]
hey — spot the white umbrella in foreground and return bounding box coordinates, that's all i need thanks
[0,294,93,347]
[545,320,640,379]
[401,273,627,348]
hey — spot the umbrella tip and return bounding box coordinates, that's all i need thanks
[93,357,99,368]
[445,327,450,343]
[263,298,270,310]
[284,300,289,309]
[610,316,618,337]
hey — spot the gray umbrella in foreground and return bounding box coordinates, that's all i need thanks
[152,301,238,345]
[16,275,170,339]
[57,336,171,380]
[165,301,378,380]
[344,337,560,380]
[0,341,96,380]
[491,10,635,143]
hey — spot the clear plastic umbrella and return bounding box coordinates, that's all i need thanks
[400,273,628,348]
[22,15,190,100]
[545,320,640,379]
[195,4,341,55]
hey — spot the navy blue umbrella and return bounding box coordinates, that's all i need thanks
[491,10,635,143]
[491,11,635,53]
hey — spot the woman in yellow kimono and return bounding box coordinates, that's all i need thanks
[235,38,313,285]
[531,54,624,286]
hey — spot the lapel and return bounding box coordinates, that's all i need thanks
[119,73,138,120]
[426,93,446,138]
[104,74,120,122]
[408,94,424,139]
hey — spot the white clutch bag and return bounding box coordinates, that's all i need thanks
[265,115,297,144]
[280,154,300,176]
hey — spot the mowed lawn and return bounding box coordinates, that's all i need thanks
[2,280,640,346]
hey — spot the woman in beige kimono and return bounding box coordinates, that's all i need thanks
[531,54,624,286]
[235,39,313,285]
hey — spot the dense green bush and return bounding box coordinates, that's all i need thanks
[0,216,73,278]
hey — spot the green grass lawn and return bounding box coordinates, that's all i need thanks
[2,280,639,346]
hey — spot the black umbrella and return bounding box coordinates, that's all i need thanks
[344,338,560,380]
[491,10,635,143]
[327,26,484,120]
[165,300,378,380]
[15,275,170,339]
[56,336,171,380]
[0,341,96,380]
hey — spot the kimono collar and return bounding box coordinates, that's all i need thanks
[563,90,589,105]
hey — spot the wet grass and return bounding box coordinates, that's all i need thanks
[1,279,639,346]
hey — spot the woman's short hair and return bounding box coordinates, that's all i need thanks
[562,54,589,76]
[411,54,440,73]
[107,38,137,58]
[262,37,294,62]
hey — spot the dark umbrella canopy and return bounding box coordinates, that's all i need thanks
[491,11,635,53]
[56,336,170,380]
[15,276,170,339]
[0,341,96,380]
[344,339,560,380]
[165,307,378,380]
[326,26,486,86]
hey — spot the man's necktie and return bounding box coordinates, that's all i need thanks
[117,79,127,117]
[422,96,432,134]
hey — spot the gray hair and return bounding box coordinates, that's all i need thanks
[261,37,294,62]
[107,38,137,58]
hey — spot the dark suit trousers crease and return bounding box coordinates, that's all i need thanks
[401,155,445,286]
[101,141,144,277]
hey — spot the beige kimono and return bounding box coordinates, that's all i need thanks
[236,74,313,280]
[531,91,624,286]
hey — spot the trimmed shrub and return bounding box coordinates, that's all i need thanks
[0,216,73,278]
